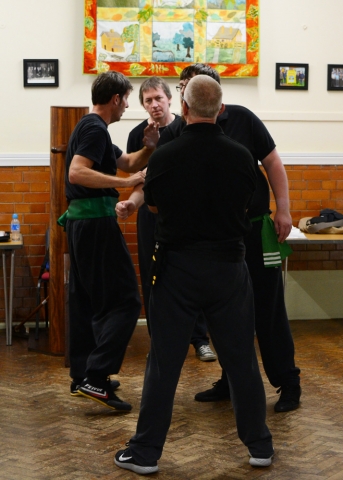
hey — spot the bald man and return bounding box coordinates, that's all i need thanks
[115,75,273,475]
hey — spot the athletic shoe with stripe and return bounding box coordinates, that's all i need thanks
[78,378,131,411]
[114,447,158,475]
[70,378,120,397]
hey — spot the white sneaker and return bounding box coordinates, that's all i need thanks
[196,345,217,362]
[249,454,273,467]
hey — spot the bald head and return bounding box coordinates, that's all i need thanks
[183,75,222,120]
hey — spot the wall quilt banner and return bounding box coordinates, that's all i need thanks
[83,0,259,78]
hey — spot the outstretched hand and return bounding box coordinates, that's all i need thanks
[143,122,160,150]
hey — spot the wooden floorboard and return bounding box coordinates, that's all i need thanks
[0,319,343,479]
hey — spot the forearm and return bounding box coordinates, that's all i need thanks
[262,151,290,213]
[69,164,132,189]
[128,184,145,209]
[262,149,292,241]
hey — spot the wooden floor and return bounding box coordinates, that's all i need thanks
[1,320,343,480]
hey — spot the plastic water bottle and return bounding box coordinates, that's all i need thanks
[10,213,20,241]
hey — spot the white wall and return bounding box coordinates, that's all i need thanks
[0,0,342,155]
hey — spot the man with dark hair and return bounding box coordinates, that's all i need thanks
[61,71,159,411]
[115,74,274,475]
[117,63,301,413]
[124,76,216,361]
[164,64,301,413]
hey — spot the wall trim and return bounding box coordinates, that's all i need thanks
[280,153,343,165]
[0,153,50,166]
[1,152,343,167]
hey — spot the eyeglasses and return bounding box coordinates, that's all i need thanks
[181,95,189,108]
[176,81,188,92]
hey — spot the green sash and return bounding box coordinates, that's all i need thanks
[57,196,118,228]
[251,213,293,267]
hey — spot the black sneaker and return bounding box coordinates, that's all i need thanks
[194,379,231,402]
[114,447,158,475]
[78,378,131,411]
[274,384,301,412]
[70,378,120,397]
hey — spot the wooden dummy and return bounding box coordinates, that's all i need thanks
[50,106,89,357]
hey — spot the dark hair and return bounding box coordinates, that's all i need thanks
[91,71,133,105]
[180,63,221,84]
[138,77,172,105]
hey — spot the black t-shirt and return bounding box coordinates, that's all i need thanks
[144,123,256,248]
[127,119,149,154]
[127,114,181,157]
[65,113,123,202]
[158,105,275,218]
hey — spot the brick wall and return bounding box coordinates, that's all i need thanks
[0,166,50,324]
[0,164,343,325]
[270,165,343,272]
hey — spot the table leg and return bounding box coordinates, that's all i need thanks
[8,250,15,346]
[283,256,288,294]
[2,252,9,345]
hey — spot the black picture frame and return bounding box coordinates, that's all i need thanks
[327,64,343,91]
[275,63,309,90]
[23,59,59,87]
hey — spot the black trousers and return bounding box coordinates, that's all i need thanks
[137,203,209,348]
[66,216,141,380]
[219,219,300,389]
[129,250,273,464]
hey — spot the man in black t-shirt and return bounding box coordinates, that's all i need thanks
[115,74,274,475]
[126,76,216,361]
[63,71,159,411]
[116,63,301,414]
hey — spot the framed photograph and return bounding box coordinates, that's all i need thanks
[275,63,309,90]
[327,64,343,91]
[23,59,59,87]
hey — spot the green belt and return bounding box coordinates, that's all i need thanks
[57,196,118,228]
[250,213,293,267]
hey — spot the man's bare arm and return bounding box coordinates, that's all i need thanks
[69,155,145,188]
[262,148,292,243]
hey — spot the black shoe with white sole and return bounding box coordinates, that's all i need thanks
[78,378,131,411]
[114,447,158,475]
[70,378,120,397]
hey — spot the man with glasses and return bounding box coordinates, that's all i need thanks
[117,63,301,414]
[115,74,274,475]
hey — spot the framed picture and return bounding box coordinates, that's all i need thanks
[83,0,260,78]
[275,63,309,90]
[327,64,343,91]
[23,59,59,87]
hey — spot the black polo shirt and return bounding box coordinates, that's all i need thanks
[144,123,256,249]
[158,105,275,218]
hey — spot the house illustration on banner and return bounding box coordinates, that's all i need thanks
[101,29,125,53]
[210,26,243,48]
